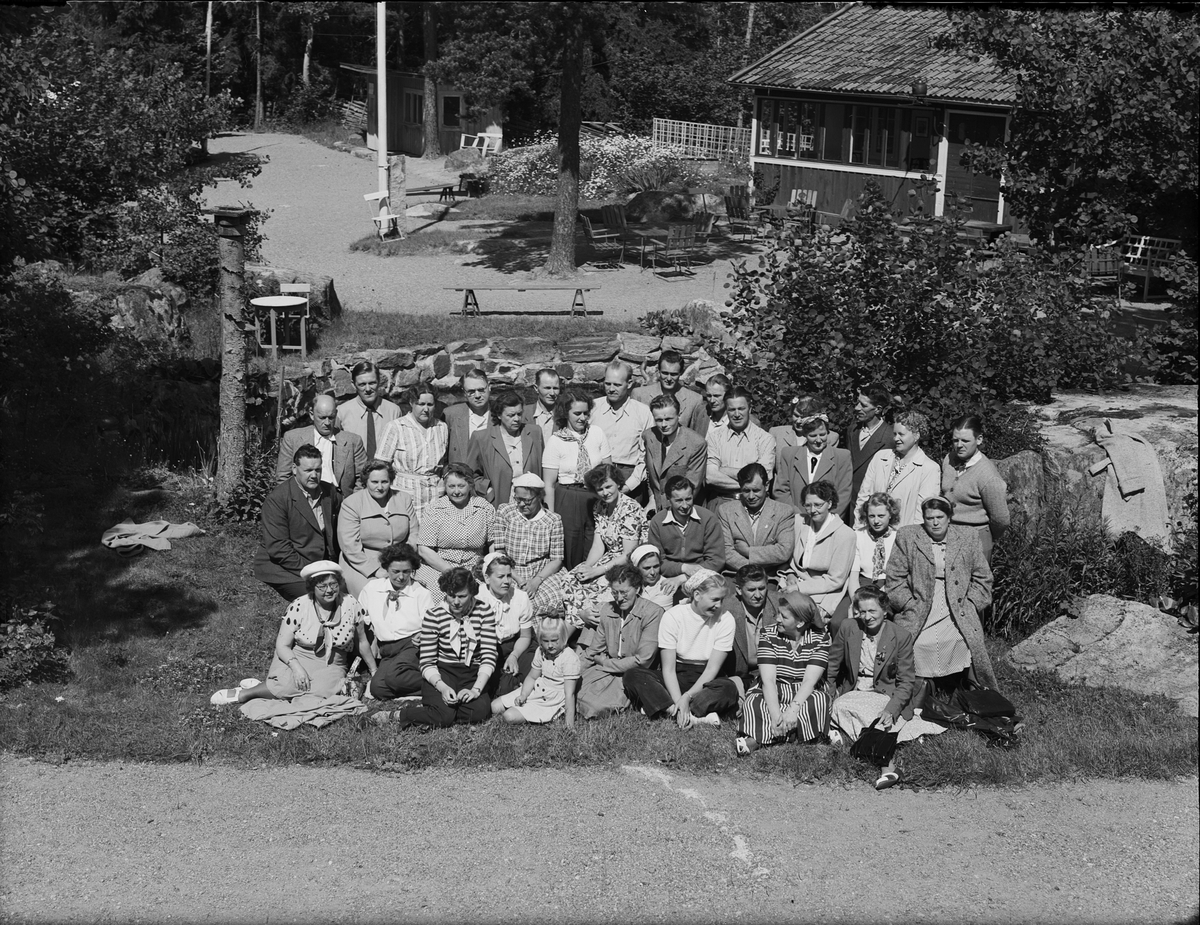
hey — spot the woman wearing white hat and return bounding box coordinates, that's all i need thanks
[210,561,375,706]
[631,544,677,611]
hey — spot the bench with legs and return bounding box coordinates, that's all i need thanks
[445,285,601,317]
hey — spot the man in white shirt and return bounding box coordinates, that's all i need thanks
[705,386,776,510]
[445,368,492,464]
[524,368,561,441]
[358,544,433,699]
[592,359,653,504]
[336,360,401,461]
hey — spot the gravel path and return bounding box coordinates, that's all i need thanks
[3,755,1196,923]
[203,132,734,322]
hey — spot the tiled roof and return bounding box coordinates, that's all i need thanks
[729,3,1013,106]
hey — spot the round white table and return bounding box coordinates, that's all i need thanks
[250,295,308,359]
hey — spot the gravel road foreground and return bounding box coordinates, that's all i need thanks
[1,757,1196,924]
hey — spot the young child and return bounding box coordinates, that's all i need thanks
[476,552,534,697]
[491,614,580,727]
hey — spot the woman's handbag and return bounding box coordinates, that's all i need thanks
[850,719,899,766]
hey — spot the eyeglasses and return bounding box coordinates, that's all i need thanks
[513,495,537,506]
[314,579,340,591]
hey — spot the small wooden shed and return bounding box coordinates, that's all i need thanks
[339,62,503,157]
[728,3,1017,224]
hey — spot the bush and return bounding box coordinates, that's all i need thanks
[484,135,700,199]
[206,441,279,524]
[0,600,70,691]
[716,181,1135,443]
[1138,253,1198,385]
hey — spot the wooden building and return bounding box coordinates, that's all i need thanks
[729,3,1017,224]
[338,63,503,157]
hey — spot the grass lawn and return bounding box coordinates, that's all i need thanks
[3,478,1196,787]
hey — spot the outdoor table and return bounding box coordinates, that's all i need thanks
[630,226,671,269]
[250,295,308,359]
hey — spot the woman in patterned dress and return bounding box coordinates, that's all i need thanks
[375,385,448,518]
[415,463,496,603]
[530,463,645,627]
[735,590,831,754]
[210,561,375,705]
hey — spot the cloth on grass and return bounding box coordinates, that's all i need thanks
[1087,419,1169,544]
[829,691,946,744]
[239,692,366,729]
[101,520,205,555]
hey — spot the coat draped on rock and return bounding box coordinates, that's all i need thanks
[883,524,997,689]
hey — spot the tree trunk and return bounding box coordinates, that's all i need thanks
[545,16,585,277]
[736,3,755,129]
[302,20,313,86]
[213,209,252,505]
[202,0,213,157]
[254,1,264,131]
[421,2,441,159]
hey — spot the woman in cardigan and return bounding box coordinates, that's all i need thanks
[543,388,613,569]
[781,480,857,637]
[884,496,998,701]
[853,410,940,528]
[373,567,498,727]
[467,390,544,507]
[940,414,1010,563]
[337,461,417,597]
[848,492,900,594]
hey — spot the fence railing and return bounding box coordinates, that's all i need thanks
[651,118,751,162]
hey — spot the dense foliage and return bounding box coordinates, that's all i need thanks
[940,7,1199,251]
[716,182,1135,446]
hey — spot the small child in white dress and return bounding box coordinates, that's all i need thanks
[491,615,580,727]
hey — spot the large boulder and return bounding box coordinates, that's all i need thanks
[994,450,1045,538]
[244,265,342,326]
[1008,594,1199,716]
[1025,386,1197,550]
[97,284,190,352]
[444,147,483,173]
[624,190,701,224]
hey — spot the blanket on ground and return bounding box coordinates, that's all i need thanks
[239,693,367,729]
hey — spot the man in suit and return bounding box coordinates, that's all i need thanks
[254,444,340,600]
[632,349,706,435]
[524,367,561,441]
[848,385,894,523]
[773,414,853,519]
[445,368,492,465]
[336,360,400,461]
[276,393,367,498]
[643,393,707,511]
[718,463,795,577]
[467,390,544,505]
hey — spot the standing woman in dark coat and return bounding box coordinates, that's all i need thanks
[884,496,997,701]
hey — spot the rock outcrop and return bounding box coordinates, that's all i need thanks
[1008,594,1199,717]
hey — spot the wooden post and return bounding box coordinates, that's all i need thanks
[209,207,253,504]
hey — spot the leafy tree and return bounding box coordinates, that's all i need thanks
[939,7,1200,251]
[717,182,1135,451]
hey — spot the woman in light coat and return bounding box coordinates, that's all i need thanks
[781,480,856,637]
[853,410,940,528]
[884,496,997,697]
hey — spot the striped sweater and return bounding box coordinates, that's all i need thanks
[417,599,499,678]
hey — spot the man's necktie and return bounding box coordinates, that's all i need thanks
[365,408,377,459]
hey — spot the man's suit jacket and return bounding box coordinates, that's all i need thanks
[643,425,707,509]
[253,478,340,587]
[444,402,491,466]
[768,425,842,483]
[466,424,544,506]
[523,402,557,441]
[848,421,895,517]
[275,426,367,498]
[826,620,918,720]
[718,497,795,575]
[723,589,780,678]
[773,444,853,519]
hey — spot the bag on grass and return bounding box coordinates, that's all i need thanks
[921,680,1021,749]
[850,719,899,766]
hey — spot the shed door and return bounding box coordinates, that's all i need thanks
[944,113,1006,221]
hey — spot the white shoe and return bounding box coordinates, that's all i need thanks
[693,712,721,728]
[827,729,844,748]
[238,678,262,690]
[210,688,240,706]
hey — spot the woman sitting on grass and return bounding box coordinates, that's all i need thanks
[735,591,830,756]
[491,614,580,727]
[210,561,376,706]
[622,569,739,729]
[372,567,498,728]
[477,552,534,698]
[826,585,945,790]
[632,544,676,611]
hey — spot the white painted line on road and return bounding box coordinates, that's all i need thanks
[622,765,771,878]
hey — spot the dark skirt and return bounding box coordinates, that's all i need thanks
[558,483,595,570]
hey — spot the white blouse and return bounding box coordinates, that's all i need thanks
[543,426,612,485]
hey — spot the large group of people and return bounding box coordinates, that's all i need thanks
[222,354,1011,788]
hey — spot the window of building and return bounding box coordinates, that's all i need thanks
[403,91,423,125]
[441,95,461,128]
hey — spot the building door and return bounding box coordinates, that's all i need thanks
[943,113,1006,221]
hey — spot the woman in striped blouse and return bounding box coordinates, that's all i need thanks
[375,567,498,727]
